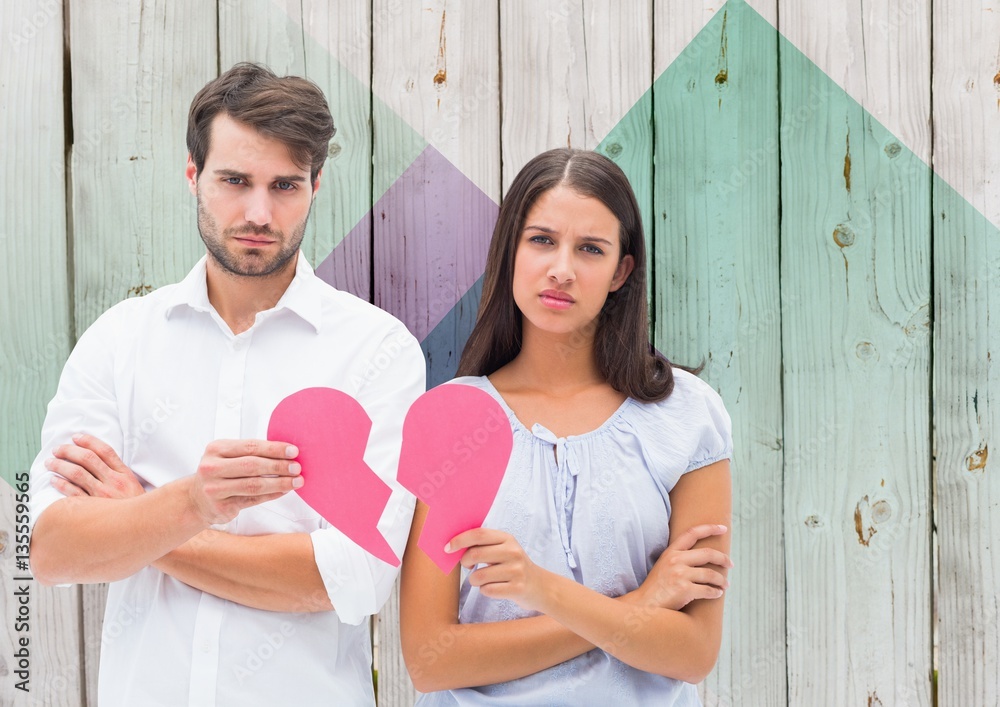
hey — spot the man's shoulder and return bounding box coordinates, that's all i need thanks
[86,282,182,328]
[307,277,415,340]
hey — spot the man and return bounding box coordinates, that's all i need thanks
[28,63,425,706]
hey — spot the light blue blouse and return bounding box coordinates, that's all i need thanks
[416,368,733,707]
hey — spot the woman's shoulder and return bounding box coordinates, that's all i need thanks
[627,367,733,473]
[638,367,727,416]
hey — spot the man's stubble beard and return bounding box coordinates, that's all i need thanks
[196,190,310,278]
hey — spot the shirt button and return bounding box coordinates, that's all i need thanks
[226,400,238,409]
[232,339,243,350]
[200,639,212,653]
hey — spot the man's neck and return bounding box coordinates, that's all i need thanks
[205,254,299,335]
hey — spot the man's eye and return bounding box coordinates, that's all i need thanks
[275,181,296,191]
[224,177,243,186]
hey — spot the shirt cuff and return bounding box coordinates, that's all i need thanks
[309,527,381,626]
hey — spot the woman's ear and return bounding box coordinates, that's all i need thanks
[609,255,635,292]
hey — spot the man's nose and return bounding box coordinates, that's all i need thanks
[244,188,273,227]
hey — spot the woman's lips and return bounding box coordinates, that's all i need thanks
[539,289,575,310]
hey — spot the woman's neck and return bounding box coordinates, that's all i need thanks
[499,324,605,395]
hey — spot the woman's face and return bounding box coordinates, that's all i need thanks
[512,185,634,340]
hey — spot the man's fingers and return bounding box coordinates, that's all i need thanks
[51,475,87,497]
[206,474,303,501]
[45,458,98,494]
[239,474,304,497]
[72,433,131,474]
[209,439,299,460]
[52,444,112,479]
[202,456,302,480]
[669,523,729,552]
[230,491,294,511]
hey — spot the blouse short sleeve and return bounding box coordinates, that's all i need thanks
[676,368,734,473]
[625,367,734,491]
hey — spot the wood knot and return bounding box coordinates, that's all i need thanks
[855,341,877,361]
[968,445,989,472]
[833,224,855,248]
[854,495,877,546]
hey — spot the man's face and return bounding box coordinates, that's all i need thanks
[186,114,319,278]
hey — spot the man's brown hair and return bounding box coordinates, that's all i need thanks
[187,62,335,183]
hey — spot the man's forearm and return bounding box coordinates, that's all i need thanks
[31,478,207,585]
[153,529,333,613]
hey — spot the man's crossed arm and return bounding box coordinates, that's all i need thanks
[30,435,332,612]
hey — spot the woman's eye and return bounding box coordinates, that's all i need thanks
[528,235,553,245]
[582,244,604,255]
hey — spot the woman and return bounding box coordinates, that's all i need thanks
[400,148,733,705]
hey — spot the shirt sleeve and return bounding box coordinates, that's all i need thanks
[683,376,734,473]
[309,325,426,625]
[29,305,127,537]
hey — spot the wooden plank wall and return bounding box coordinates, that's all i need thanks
[932,0,1000,704]
[653,4,783,704]
[1,1,997,705]
[779,0,933,703]
[0,3,83,705]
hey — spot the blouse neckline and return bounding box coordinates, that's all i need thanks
[480,375,635,442]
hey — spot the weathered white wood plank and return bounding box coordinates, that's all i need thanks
[69,0,217,329]
[377,577,414,706]
[1,2,83,705]
[222,0,373,299]
[371,2,500,701]
[653,3,783,704]
[369,0,500,201]
[778,0,931,163]
[68,2,217,702]
[932,0,1000,703]
[499,0,652,194]
[371,0,500,393]
[778,0,933,703]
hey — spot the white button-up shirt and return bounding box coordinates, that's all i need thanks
[29,254,426,706]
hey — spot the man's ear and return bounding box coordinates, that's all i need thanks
[312,168,322,197]
[185,154,198,196]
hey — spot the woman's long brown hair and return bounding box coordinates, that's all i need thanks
[457,148,683,403]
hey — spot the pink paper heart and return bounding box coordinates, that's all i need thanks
[267,387,398,566]
[397,384,513,573]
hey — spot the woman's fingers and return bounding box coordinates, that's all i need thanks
[668,523,728,552]
[446,527,509,554]
[683,547,734,569]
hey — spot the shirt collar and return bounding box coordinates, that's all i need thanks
[164,252,324,334]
